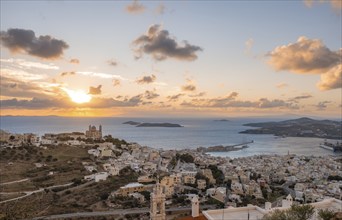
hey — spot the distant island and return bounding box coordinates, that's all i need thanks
[122,121,141,125]
[240,117,341,140]
[214,119,230,122]
[123,121,183,128]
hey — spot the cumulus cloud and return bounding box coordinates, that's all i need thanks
[70,58,79,64]
[88,85,102,95]
[144,90,160,99]
[268,36,340,74]
[125,0,145,14]
[136,74,156,84]
[268,36,341,91]
[1,58,59,70]
[317,64,342,91]
[133,24,202,61]
[0,28,69,59]
[181,79,197,92]
[113,79,121,87]
[60,71,76,77]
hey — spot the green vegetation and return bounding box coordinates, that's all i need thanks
[262,204,315,220]
[103,135,128,147]
[208,165,224,184]
[176,153,194,163]
[318,209,335,220]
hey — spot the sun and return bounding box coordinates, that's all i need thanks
[65,89,92,104]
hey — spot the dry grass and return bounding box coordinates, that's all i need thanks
[0,162,35,183]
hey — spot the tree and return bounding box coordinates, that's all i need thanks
[208,165,224,184]
[289,204,315,220]
[262,209,288,220]
[318,209,335,220]
[262,204,315,220]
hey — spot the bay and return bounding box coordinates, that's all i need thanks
[0,116,339,158]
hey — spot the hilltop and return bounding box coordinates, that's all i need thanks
[240,117,341,140]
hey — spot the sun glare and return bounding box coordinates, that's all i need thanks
[65,89,91,104]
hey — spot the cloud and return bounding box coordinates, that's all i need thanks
[0,97,70,109]
[0,76,55,99]
[136,74,156,84]
[276,83,289,89]
[70,58,79,64]
[155,3,165,14]
[268,36,340,74]
[189,92,206,97]
[60,71,76,77]
[133,24,202,61]
[76,71,126,80]
[245,38,254,53]
[268,36,341,91]
[304,0,342,10]
[125,0,145,14]
[88,85,102,95]
[180,92,298,109]
[317,64,342,90]
[144,90,160,99]
[182,84,196,92]
[181,79,197,92]
[1,68,46,81]
[257,98,298,109]
[315,101,331,110]
[113,79,121,87]
[1,58,59,70]
[0,93,147,109]
[289,94,313,102]
[167,93,184,102]
[0,28,69,59]
[107,59,118,66]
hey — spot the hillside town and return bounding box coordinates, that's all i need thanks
[0,126,341,219]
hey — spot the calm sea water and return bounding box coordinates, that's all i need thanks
[0,116,340,158]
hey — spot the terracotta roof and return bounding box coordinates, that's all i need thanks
[178,213,208,220]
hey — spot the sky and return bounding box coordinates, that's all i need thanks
[0,0,341,118]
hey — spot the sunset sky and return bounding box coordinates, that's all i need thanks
[0,0,341,117]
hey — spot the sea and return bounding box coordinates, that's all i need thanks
[1,116,341,158]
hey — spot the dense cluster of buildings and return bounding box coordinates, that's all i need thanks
[1,126,341,219]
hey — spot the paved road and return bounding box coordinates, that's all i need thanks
[32,207,194,219]
[32,205,218,220]
[0,182,73,204]
[0,178,29,186]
